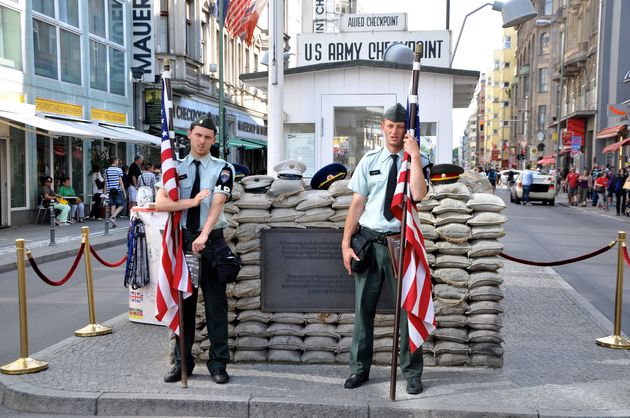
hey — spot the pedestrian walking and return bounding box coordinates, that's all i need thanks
[521,164,533,205]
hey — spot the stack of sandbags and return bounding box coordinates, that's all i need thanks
[190,178,506,368]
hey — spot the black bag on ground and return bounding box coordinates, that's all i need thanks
[350,231,372,273]
[211,239,241,284]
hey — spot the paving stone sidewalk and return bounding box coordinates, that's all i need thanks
[1,261,630,417]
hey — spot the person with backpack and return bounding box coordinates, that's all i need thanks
[609,169,627,216]
[487,167,497,193]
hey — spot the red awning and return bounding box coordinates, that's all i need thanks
[537,157,557,165]
[602,138,630,154]
[596,124,627,139]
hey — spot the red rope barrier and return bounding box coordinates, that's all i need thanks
[499,240,616,267]
[622,244,630,269]
[26,243,85,286]
[89,244,127,267]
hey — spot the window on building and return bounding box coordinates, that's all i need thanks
[89,0,106,37]
[186,0,193,57]
[88,0,126,95]
[158,0,169,53]
[33,0,55,18]
[504,62,510,68]
[60,29,81,84]
[33,19,58,79]
[523,77,530,96]
[537,105,547,131]
[538,68,549,92]
[59,0,79,27]
[543,0,553,16]
[504,36,511,49]
[503,82,509,88]
[503,101,509,107]
[539,32,549,54]
[0,5,22,70]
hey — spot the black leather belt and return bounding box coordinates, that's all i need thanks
[358,225,396,246]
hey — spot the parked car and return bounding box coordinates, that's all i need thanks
[509,171,555,205]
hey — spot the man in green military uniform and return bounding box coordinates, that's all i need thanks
[341,103,428,394]
[156,115,235,384]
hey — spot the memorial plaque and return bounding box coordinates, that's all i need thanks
[144,89,162,125]
[261,229,394,312]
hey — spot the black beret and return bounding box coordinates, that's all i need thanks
[383,103,406,123]
[310,163,348,190]
[190,114,217,131]
[429,163,464,184]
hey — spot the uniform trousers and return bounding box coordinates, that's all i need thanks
[174,228,230,371]
[349,240,423,379]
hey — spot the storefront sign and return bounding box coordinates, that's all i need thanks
[261,229,394,312]
[567,118,585,146]
[90,108,127,125]
[132,0,154,81]
[313,0,326,33]
[297,31,450,67]
[341,13,407,32]
[562,130,574,147]
[35,98,83,118]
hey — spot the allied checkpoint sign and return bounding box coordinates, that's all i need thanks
[296,30,450,68]
[261,229,394,312]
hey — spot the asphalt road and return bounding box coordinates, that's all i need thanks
[499,188,630,337]
[0,244,129,366]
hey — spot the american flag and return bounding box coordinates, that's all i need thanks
[214,0,230,25]
[390,96,436,352]
[155,69,191,336]
[224,0,251,37]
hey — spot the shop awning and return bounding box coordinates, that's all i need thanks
[175,129,188,136]
[99,124,161,146]
[228,137,266,150]
[0,110,93,137]
[45,117,128,140]
[602,138,630,154]
[537,156,557,165]
[596,124,627,139]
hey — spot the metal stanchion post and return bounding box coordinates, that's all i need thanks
[1,239,48,374]
[74,227,112,337]
[596,231,630,349]
[49,201,56,246]
[104,196,110,235]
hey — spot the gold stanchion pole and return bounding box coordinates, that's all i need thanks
[75,226,112,337]
[1,239,48,374]
[596,231,630,349]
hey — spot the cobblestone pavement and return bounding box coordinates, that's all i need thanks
[2,260,630,417]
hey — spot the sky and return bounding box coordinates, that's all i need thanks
[359,0,507,148]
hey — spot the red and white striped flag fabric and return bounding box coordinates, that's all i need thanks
[242,0,267,46]
[155,70,192,336]
[224,0,251,37]
[390,155,436,352]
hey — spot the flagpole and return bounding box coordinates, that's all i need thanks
[218,0,226,159]
[162,62,188,389]
[389,43,422,401]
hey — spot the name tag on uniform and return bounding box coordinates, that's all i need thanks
[179,174,188,180]
[369,170,381,176]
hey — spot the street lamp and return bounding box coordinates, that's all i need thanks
[536,15,566,192]
[450,0,537,67]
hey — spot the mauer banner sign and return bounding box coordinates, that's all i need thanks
[132,0,154,82]
[297,31,450,67]
[341,13,407,32]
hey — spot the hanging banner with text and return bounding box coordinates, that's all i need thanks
[297,30,450,67]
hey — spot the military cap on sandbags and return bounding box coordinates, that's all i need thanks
[429,163,464,185]
[241,174,274,193]
[232,163,250,182]
[273,159,307,179]
[383,103,406,123]
[310,163,348,190]
[190,114,217,131]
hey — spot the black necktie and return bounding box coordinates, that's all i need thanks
[186,160,202,232]
[383,154,399,221]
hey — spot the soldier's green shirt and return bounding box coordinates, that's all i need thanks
[348,146,404,234]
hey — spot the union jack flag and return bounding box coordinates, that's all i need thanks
[130,291,144,303]
[155,69,191,336]
[390,80,436,352]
